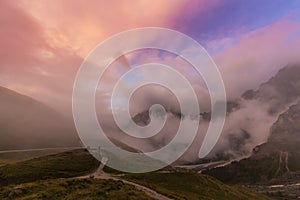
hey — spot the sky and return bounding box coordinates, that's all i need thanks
[1,0,300,114]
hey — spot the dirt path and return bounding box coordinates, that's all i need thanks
[77,157,173,200]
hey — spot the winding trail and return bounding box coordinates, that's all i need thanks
[77,157,173,200]
[1,148,172,199]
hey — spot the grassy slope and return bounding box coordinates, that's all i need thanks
[0,178,154,200]
[124,172,273,200]
[204,149,300,185]
[204,153,280,184]
[0,150,273,199]
[0,149,99,186]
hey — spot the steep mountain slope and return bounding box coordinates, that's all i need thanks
[242,65,300,114]
[131,65,300,162]
[0,86,79,150]
[204,102,300,184]
[133,65,300,125]
[210,65,300,160]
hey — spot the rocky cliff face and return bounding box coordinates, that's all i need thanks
[204,101,300,184]
[242,65,300,114]
[203,65,300,160]
[267,102,300,151]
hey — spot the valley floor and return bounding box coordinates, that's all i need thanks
[248,183,300,200]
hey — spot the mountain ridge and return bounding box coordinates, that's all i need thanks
[203,101,300,185]
[0,86,79,150]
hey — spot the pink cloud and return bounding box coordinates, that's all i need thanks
[213,17,300,98]
[0,1,82,114]
[1,0,300,117]
[20,0,190,56]
[0,0,194,115]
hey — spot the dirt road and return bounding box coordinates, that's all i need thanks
[78,157,173,200]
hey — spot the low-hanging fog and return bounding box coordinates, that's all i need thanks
[94,47,300,163]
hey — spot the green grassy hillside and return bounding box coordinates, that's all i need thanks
[0,149,99,186]
[124,172,272,200]
[0,178,154,200]
[0,149,273,199]
[203,150,280,184]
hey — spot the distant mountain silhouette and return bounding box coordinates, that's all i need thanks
[242,65,300,114]
[0,86,79,150]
